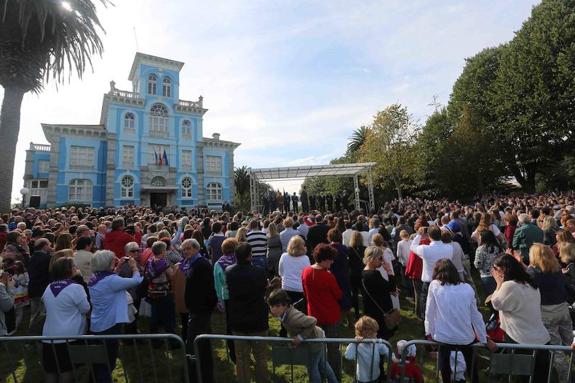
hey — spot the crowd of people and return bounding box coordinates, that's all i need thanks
[0,191,575,382]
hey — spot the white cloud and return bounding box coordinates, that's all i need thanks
[2,0,540,202]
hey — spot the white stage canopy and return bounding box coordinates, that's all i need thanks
[248,162,376,212]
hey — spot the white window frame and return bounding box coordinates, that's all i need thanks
[148,74,157,95]
[181,150,192,170]
[182,120,192,138]
[162,77,171,97]
[122,145,135,169]
[206,155,222,176]
[124,112,135,131]
[206,182,222,201]
[150,103,169,137]
[69,179,93,202]
[120,175,134,198]
[69,146,95,170]
[181,177,192,198]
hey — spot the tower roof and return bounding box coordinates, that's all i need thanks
[128,52,185,81]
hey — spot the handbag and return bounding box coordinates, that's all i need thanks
[361,279,401,329]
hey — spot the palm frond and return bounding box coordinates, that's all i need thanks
[0,0,109,92]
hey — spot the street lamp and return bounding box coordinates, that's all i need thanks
[20,187,29,209]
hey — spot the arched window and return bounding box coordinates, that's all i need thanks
[151,176,166,187]
[121,175,134,198]
[181,177,192,198]
[147,74,157,95]
[69,179,93,203]
[162,77,171,97]
[206,182,222,201]
[124,112,135,130]
[182,120,192,137]
[150,103,168,135]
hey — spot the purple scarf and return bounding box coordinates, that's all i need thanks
[217,253,236,271]
[146,257,168,279]
[50,279,74,297]
[88,271,114,287]
[179,254,200,275]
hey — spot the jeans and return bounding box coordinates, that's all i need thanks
[90,323,123,383]
[308,347,338,383]
[150,294,176,335]
[28,297,45,335]
[480,276,497,297]
[320,323,341,381]
[251,256,267,270]
[420,282,430,321]
[187,312,213,383]
[232,330,268,383]
[437,342,477,383]
[411,279,423,320]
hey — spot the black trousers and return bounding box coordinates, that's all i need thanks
[437,342,478,383]
[187,312,214,383]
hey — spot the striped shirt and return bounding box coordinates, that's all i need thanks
[247,230,268,258]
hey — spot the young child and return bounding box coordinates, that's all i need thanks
[344,316,390,383]
[10,261,28,334]
[390,339,424,383]
[268,289,338,383]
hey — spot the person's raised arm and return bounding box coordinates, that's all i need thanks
[410,234,424,257]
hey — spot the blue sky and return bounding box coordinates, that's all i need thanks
[2,0,540,201]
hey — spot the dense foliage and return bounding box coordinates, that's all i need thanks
[305,0,575,203]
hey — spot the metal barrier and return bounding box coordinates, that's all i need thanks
[0,334,189,383]
[193,334,393,383]
[399,339,574,383]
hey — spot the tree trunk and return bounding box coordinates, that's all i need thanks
[0,86,25,213]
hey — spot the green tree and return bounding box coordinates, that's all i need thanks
[358,104,419,200]
[0,0,106,212]
[492,0,575,191]
[415,107,452,195]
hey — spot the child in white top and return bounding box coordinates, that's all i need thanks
[345,316,389,383]
[10,261,29,334]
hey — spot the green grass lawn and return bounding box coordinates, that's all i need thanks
[0,270,496,383]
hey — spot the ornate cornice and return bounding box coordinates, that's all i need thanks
[41,123,107,143]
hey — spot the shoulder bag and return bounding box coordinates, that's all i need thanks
[361,278,401,330]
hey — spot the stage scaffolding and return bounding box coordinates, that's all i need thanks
[248,163,376,212]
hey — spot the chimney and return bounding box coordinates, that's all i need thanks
[212,133,220,140]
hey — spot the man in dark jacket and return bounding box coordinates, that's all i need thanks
[27,238,52,334]
[225,243,269,383]
[307,214,329,254]
[184,239,217,383]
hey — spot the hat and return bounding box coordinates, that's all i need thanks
[446,220,461,233]
[396,340,416,358]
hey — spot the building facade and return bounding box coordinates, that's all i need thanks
[23,53,239,209]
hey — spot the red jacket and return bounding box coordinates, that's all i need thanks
[103,230,134,258]
[302,266,342,325]
[405,237,430,280]
[390,358,424,383]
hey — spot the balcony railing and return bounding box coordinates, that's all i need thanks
[29,143,51,152]
[106,88,145,106]
[175,96,205,113]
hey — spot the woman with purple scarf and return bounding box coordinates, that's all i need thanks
[144,241,176,341]
[42,257,90,383]
[89,250,142,383]
[214,237,238,363]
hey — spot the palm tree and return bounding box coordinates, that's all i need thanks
[0,0,107,212]
[234,166,250,197]
[346,125,370,156]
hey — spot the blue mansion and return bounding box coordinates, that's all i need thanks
[23,53,240,209]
